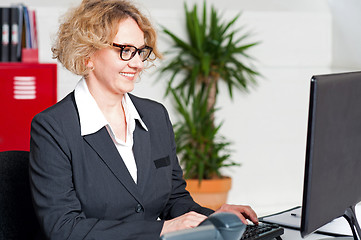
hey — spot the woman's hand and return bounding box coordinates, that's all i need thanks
[214,204,259,225]
[160,211,207,236]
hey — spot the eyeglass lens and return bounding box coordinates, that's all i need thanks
[121,46,151,62]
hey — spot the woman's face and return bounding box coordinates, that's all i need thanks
[87,17,145,97]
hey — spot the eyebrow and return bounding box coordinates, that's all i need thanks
[115,43,146,48]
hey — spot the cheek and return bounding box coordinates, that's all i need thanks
[93,49,120,70]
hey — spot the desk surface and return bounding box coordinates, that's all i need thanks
[282,227,339,240]
[260,206,358,239]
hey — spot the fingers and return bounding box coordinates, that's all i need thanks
[215,204,259,225]
[235,205,258,225]
[161,211,208,235]
[180,211,208,228]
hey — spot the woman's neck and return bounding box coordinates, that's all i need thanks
[85,77,128,142]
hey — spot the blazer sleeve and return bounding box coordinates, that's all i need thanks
[29,112,163,240]
[157,105,214,219]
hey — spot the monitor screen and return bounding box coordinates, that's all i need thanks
[301,71,361,238]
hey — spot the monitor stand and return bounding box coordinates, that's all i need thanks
[319,206,361,240]
[343,206,361,240]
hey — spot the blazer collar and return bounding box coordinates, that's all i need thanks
[79,93,153,202]
[127,94,154,193]
[74,78,148,137]
[132,121,151,194]
[83,127,144,203]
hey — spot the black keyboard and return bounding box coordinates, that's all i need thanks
[241,223,284,240]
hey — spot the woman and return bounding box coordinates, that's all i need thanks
[29,0,258,239]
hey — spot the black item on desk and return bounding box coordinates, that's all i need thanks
[241,223,284,240]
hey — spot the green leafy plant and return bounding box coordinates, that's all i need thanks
[159,1,260,181]
[171,89,237,182]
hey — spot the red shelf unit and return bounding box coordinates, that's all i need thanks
[0,63,57,151]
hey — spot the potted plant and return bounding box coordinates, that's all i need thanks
[159,2,260,210]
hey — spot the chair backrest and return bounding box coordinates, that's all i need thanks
[0,151,45,240]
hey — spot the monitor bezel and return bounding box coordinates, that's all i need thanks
[300,71,361,239]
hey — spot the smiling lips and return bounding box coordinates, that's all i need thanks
[120,72,136,79]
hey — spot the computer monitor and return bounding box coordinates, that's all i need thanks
[301,71,361,239]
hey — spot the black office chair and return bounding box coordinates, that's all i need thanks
[0,151,45,240]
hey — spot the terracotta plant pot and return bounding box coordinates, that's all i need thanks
[185,177,232,210]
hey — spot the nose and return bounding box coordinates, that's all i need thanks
[128,53,144,69]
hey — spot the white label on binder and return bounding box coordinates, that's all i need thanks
[11,24,18,44]
[2,24,9,45]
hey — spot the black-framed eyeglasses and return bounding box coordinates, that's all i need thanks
[112,43,153,62]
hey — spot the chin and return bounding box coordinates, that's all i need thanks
[122,86,135,94]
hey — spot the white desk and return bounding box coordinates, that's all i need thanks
[260,206,357,240]
[280,227,343,240]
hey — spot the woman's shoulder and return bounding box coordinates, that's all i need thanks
[41,92,75,113]
[33,92,78,123]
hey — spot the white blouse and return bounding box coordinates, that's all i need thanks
[74,78,148,184]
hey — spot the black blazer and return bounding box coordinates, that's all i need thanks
[29,92,213,240]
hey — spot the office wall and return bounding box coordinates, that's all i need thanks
[328,0,361,68]
[3,0,360,216]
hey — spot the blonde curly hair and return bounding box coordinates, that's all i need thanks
[52,0,161,76]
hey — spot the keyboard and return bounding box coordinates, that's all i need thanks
[241,223,284,240]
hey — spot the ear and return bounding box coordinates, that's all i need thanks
[86,59,94,69]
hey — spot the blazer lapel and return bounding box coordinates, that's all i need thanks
[83,127,143,203]
[133,121,152,194]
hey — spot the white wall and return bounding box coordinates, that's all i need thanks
[328,0,361,69]
[3,0,361,216]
